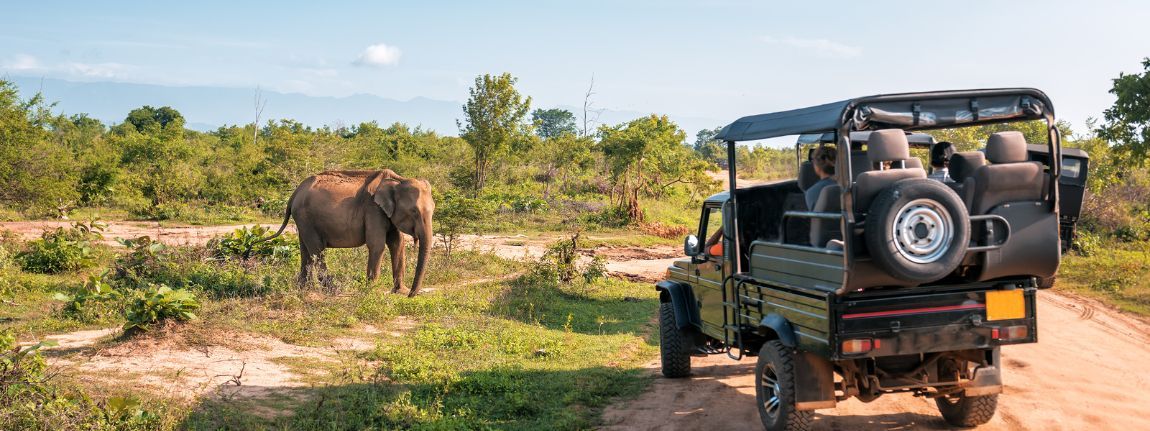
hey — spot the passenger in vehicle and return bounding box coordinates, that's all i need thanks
[704,228,723,256]
[804,146,837,210]
[928,141,956,183]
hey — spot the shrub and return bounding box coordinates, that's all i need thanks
[208,225,294,261]
[123,284,200,332]
[15,221,106,274]
[531,233,607,284]
[580,205,633,228]
[53,271,122,321]
[435,193,493,255]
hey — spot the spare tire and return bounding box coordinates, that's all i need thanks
[865,179,970,283]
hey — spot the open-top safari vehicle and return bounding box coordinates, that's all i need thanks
[656,89,1080,430]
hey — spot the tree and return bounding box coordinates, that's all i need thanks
[0,81,79,214]
[531,108,577,139]
[598,115,690,221]
[124,106,185,133]
[1099,58,1150,165]
[693,126,726,166]
[459,73,532,195]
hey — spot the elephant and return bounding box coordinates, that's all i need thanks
[261,169,435,297]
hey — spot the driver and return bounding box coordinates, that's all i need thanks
[805,145,837,210]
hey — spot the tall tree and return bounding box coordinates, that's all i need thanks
[1099,58,1150,165]
[459,73,532,194]
[531,108,577,139]
[598,115,690,221]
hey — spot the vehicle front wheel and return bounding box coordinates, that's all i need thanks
[935,392,998,427]
[659,302,691,378]
[755,341,812,431]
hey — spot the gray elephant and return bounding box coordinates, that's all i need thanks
[262,169,434,297]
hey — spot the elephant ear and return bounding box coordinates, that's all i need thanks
[373,179,398,218]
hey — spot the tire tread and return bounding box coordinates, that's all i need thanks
[659,302,691,378]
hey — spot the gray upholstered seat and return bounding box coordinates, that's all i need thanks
[948,151,986,208]
[965,132,1045,214]
[797,161,818,191]
[904,157,924,170]
[852,129,927,212]
[810,184,842,246]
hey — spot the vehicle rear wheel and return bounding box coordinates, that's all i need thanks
[935,392,998,427]
[755,341,812,431]
[659,302,691,378]
[866,178,970,282]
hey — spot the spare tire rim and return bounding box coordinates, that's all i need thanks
[892,198,954,264]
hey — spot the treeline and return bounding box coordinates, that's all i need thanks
[0,76,751,224]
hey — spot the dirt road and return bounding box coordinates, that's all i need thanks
[602,289,1150,431]
[7,221,1149,429]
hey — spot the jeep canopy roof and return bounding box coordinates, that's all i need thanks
[714,88,1054,142]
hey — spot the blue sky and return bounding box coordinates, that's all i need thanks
[3,0,1149,134]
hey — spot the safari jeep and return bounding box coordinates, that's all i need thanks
[656,89,1082,430]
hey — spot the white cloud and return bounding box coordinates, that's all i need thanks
[761,36,862,58]
[65,62,133,78]
[2,54,43,70]
[354,43,402,66]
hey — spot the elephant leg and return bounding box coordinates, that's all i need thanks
[366,245,385,282]
[387,227,405,294]
[298,226,328,287]
[297,239,312,285]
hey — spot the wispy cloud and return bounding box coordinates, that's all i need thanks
[760,36,862,58]
[1,53,136,80]
[353,43,402,67]
[2,54,42,70]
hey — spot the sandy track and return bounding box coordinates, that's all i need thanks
[602,291,1150,430]
[0,220,295,247]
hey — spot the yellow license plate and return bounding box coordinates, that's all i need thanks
[986,289,1025,321]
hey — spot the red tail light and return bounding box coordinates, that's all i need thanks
[842,338,878,354]
[992,325,1029,341]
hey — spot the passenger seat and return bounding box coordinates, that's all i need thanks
[852,129,927,212]
[948,151,986,208]
[965,132,1045,214]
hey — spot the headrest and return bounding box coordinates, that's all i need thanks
[798,161,818,191]
[986,131,1028,163]
[867,129,910,164]
[949,151,986,181]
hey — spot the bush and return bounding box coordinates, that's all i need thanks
[53,272,124,322]
[435,193,493,255]
[15,221,106,274]
[531,233,607,284]
[123,284,200,332]
[208,225,294,261]
[581,205,633,228]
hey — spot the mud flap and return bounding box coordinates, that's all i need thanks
[793,350,836,410]
[963,348,1003,396]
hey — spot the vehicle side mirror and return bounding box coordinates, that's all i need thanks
[684,235,700,257]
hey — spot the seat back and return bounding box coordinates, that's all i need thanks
[949,151,986,207]
[967,132,1045,214]
[904,157,924,170]
[850,151,870,180]
[853,129,927,211]
[797,161,818,191]
[810,184,842,246]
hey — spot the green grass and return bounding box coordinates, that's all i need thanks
[182,277,658,430]
[2,233,661,430]
[1057,240,1150,317]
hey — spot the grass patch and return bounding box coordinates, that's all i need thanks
[181,274,658,430]
[1057,241,1150,317]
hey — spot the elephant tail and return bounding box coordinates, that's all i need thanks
[256,186,299,243]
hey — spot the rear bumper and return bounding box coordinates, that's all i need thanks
[835,319,1035,359]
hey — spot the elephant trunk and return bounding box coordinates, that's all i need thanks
[408,225,432,297]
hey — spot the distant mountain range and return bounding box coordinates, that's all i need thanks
[6,76,722,137]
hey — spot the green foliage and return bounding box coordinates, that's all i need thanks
[53,271,121,320]
[123,105,185,133]
[123,284,200,332]
[598,115,710,222]
[15,221,106,274]
[531,108,577,139]
[434,193,493,255]
[460,73,533,193]
[531,233,606,285]
[1099,58,1150,164]
[207,225,295,261]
